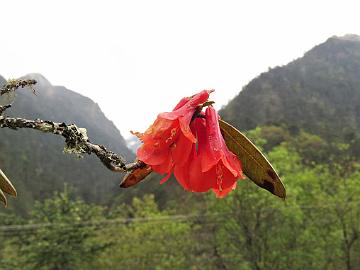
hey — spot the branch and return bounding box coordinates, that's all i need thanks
[0,105,11,115]
[0,79,143,174]
[0,79,37,96]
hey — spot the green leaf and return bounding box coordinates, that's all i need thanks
[219,119,286,199]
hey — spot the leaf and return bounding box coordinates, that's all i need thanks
[0,189,7,206]
[0,169,17,197]
[219,119,286,199]
[120,164,153,188]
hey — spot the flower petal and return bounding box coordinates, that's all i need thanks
[159,172,172,184]
[201,106,242,178]
[137,144,168,165]
[159,90,211,121]
[151,154,173,174]
[174,164,190,190]
[188,156,216,192]
[215,162,240,191]
[173,97,190,110]
[179,115,197,143]
[171,132,193,166]
[173,146,199,191]
[221,152,243,178]
[201,107,223,171]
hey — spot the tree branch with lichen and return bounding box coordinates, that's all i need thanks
[0,79,144,206]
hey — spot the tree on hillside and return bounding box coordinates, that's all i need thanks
[14,187,109,270]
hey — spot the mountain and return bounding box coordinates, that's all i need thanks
[220,34,360,141]
[0,74,134,214]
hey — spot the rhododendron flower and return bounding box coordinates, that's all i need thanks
[174,106,244,197]
[132,90,212,182]
[133,90,244,197]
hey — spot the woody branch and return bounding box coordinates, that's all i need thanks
[0,79,144,173]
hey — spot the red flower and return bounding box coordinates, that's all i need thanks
[133,90,212,182]
[133,90,243,198]
[174,106,244,197]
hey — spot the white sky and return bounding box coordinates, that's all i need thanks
[1,0,359,140]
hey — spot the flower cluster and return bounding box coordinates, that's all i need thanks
[132,90,244,197]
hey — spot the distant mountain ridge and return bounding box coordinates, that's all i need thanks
[0,74,133,214]
[220,34,360,141]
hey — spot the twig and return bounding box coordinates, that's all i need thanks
[0,79,38,115]
[0,105,11,115]
[0,79,37,96]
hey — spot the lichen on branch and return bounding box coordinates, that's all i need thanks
[0,79,37,96]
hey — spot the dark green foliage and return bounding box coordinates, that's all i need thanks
[97,195,196,270]
[2,137,360,270]
[11,187,108,270]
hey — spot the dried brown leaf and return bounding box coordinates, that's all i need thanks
[0,169,17,197]
[219,119,286,199]
[120,164,153,188]
[0,189,7,207]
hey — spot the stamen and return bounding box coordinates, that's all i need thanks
[165,128,177,143]
[216,164,223,191]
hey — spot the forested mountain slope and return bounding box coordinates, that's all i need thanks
[221,35,360,141]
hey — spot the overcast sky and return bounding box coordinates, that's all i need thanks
[1,0,359,140]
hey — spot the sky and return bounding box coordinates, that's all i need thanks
[1,0,360,140]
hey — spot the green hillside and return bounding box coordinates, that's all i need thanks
[221,35,360,141]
